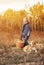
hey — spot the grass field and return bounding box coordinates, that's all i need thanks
[0,29,44,65]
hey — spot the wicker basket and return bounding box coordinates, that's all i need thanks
[16,39,24,48]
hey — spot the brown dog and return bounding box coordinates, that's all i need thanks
[23,41,37,53]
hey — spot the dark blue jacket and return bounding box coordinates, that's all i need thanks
[22,22,30,37]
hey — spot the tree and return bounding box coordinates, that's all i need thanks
[29,3,44,31]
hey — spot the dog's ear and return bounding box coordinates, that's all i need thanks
[33,41,37,46]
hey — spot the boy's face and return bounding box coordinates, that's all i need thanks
[23,18,27,24]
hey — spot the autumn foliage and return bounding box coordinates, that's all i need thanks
[0,3,44,33]
[29,3,44,31]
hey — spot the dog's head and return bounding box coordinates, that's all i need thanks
[29,41,37,47]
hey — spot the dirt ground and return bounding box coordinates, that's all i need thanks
[0,30,44,65]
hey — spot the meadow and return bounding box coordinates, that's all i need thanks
[0,3,44,65]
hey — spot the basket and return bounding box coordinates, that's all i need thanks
[16,39,24,48]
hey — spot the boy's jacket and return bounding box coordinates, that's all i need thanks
[22,22,30,36]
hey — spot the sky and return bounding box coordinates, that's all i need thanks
[0,0,44,14]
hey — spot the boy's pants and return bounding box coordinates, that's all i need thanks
[23,36,29,47]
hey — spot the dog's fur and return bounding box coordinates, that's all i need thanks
[23,41,37,53]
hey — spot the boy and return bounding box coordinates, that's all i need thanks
[21,17,30,47]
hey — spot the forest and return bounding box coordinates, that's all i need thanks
[0,3,44,33]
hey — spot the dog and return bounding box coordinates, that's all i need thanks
[23,41,37,53]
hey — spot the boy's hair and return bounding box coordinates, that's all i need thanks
[23,17,28,21]
[23,17,29,25]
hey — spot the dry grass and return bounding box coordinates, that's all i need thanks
[0,30,44,65]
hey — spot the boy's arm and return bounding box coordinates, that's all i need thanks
[20,33,22,40]
[20,25,24,40]
[20,24,25,39]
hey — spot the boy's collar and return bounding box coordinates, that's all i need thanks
[25,22,29,25]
